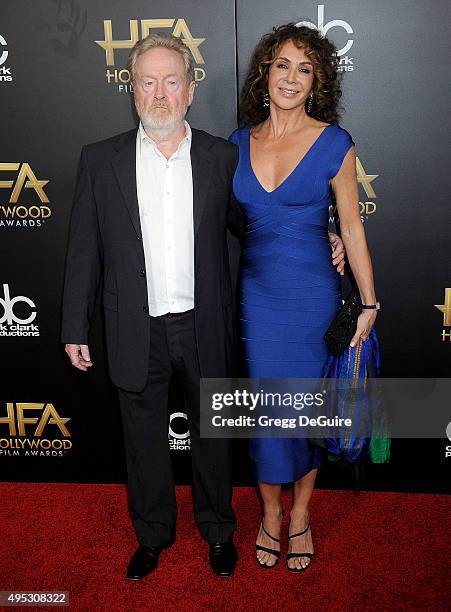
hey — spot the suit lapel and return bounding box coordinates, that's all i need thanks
[191,130,213,236]
[111,129,142,240]
[111,127,213,239]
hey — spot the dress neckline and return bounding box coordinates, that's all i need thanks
[247,124,333,194]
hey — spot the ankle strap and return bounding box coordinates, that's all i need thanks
[288,518,310,539]
[261,522,280,543]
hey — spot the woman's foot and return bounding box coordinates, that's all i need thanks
[287,511,313,571]
[255,506,283,567]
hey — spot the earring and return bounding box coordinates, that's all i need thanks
[307,92,314,113]
[263,92,270,108]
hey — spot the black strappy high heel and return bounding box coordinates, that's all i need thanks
[286,516,313,572]
[255,510,284,569]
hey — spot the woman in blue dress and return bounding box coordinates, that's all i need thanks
[230,24,378,571]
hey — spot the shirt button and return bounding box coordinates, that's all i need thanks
[167,245,172,250]
[139,269,145,277]
[165,163,169,168]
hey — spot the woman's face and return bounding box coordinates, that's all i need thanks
[267,39,314,112]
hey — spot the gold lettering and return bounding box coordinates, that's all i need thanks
[0,403,16,436]
[16,403,42,436]
[34,403,71,437]
[95,20,139,66]
[194,67,206,82]
[96,19,205,67]
[140,19,175,38]
[8,164,49,204]
[118,69,131,84]
[172,19,205,64]
[0,163,20,191]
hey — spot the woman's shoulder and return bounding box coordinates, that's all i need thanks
[228,125,249,145]
[325,123,355,147]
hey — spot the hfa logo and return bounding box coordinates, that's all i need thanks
[0,163,51,228]
[0,284,40,337]
[0,34,13,82]
[329,157,379,224]
[435,288,451,342]
[0,403,72,457]
[297,4,355,71]
[95,19,206,93]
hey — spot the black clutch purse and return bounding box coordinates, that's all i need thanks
[324,287,362,356]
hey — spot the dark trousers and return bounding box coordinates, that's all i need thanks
[117,309,236,547]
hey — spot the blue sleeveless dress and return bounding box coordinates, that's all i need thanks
[229,124,354,483]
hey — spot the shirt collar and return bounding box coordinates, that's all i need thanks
[138,120,192,157]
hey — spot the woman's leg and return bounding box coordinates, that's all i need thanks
[256,482,283,566]
[288,468,317,570]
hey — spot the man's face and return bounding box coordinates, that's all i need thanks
[133,46,195,132]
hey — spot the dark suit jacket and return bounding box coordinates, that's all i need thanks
[61,127,244,392]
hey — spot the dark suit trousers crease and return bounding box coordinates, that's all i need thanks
[117,310,236,547]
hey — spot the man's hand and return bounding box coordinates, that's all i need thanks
[65,344,93,371]
[328,232,346,276]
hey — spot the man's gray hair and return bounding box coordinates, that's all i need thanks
[127,33,195,83]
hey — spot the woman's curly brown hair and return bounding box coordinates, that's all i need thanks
[240,22,342,127]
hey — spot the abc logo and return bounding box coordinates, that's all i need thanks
[0,34,8,66]
[0,284,36,325]
[297,4,354,56]
[169,412,190,440]
[446,421,451,442]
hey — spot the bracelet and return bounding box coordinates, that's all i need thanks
[362,302,380,310]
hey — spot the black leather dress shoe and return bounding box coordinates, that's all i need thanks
[209,541,238,577]
[127,545,163,580]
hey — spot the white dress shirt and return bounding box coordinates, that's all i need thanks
[136,121,194,317]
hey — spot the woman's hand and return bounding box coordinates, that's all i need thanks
[328,232,346,276]
[350,310,377,347]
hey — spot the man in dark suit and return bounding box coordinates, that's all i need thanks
[61,34,243,579]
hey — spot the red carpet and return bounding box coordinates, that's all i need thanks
[0,484,449,611]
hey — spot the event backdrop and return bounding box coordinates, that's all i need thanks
[1,0,450,492]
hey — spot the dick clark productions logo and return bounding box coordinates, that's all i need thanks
[0,284,40,337]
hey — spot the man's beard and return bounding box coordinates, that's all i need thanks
[137,101,188,132]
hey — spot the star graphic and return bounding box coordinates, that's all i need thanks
[435,288,451,327]
[356,157,378,199]
[182,36,206,64]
